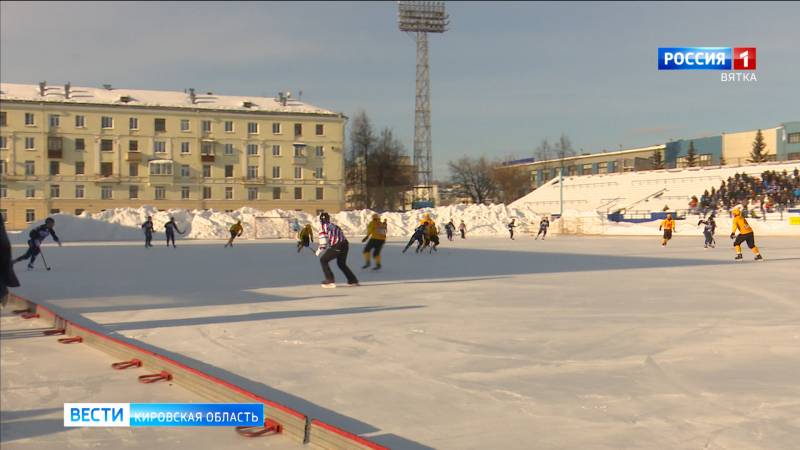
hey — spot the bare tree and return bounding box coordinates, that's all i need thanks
[493,163,532,203]
[448,156,498,204]
[345,111,376,209]
[535,138,552,181]
[367,128,414,211]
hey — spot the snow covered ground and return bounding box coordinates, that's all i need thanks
[5,236,800,449]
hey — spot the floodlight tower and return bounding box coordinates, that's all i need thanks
[398,1,448,204]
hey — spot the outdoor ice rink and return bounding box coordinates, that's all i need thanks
[4,235,800,449]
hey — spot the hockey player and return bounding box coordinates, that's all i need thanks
[424,220,440,253]
[535,217,550,240]
[316,212,359,287]
[659,213,676,247]
[361,214,387,270]
[164,217,184,248]
[225,220,244,248]
[141,216,154,248]
[697,214,716,249]
[13,217,62,269]
[403,223,427,253]
[458,220,466,239]
[297,223,314,253]
[508,219,517,240]
[730,206,763,261]
[444,220,455,241]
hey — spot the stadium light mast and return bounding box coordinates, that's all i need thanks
[398,1,449,205]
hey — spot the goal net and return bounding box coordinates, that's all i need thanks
[252,216,295,239]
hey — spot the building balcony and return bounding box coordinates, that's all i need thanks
[293,156,307,165]
[201,154,216,162]
[47,149,63,159]
[126,152,142,161]
[243,176,265,184]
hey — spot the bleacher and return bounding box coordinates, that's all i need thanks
[512,161,800,219]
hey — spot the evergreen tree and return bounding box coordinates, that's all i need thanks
[652,148,664,169]
[686,141,697,167]
[749,129,767,163]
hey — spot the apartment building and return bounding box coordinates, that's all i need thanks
[0,82,346,230]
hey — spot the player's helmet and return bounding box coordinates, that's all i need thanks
[45,217,55,224]
[666,213,672,219]
[372,213,380,220]
[319,212,330,224]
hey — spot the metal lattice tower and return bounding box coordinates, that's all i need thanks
[398,1,448,199]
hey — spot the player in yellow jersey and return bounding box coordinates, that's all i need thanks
[361,214,387,270]
[297,224,314,253]
[224,220,244,247]
[730,206,763,261]
[658,213,676,247]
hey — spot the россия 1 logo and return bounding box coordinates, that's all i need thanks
[658,47,757,82]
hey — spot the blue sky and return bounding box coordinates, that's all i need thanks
[2,1,798,178]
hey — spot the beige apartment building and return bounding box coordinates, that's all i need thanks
[0,82,347,230]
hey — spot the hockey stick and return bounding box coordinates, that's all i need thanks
[39,248,52,271]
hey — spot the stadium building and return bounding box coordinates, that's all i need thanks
[0,82,347,230]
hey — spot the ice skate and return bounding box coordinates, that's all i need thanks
[734,254,743,260]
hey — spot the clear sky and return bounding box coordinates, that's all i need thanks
[2,1,798,178]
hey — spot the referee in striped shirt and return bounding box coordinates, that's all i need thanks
[316,212,359,287]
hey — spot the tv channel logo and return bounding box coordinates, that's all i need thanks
[658,47,756,71]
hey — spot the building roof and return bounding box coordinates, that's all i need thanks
[0,82,340,117]
[505,144,665,168]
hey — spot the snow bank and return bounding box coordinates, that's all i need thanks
[15,204,798,243]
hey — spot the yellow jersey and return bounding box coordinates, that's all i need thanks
[230,223,243,235]
[366,219,387,240]
[661,218,675,230]
[732,215,753,234]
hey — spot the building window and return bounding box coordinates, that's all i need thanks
[294,166,302,179]
[203,165,211,178]
[294,187,302,200]
[155,118,166,132]
[75,138,85,151]
[247,165,258,179]
[294,146,304,157]
[224,121,234,132]
[598,162,608,174]
[180,164,190,177]
[180,119,190,132]
[181,186,190,199]
[75,185,85,198]
[225,186,233,200]
[272,145,281,156]
[101,186,113,199]
[74,208,84,215]
[49,161,60,175]
[50,184,60,198]
[272,122,281,134]
[315,124,324,136]
[787,132,800,144]
[181,142,190,154]
[129,185,139,199]
[48,136,63,152]
[248,187,258,200]
[272,166,280,179]
[129,162,138,176]
[25,160,35,175]
[201,142,213,155]
[0,209,6,222]
[25,137,35,150]
[202,120,212,133]
[155,186,166,200]
[49,114,60,127]
[101,116,113,129]
[100,162,113,176]
[313,167,323,179]
[129,117,139,130]
[247,144,258,156]
[225,165,234,178]
[101,139,113,152]
[50,209,60,214]
[26,209,36,223]
[315,146,324,157]
[582,164,592,175]
[203,186,212,199]
[154,141,166,153]
[25,113,35,126]
[1,185,7,199]
[0,136,6,149]
[75,115,85,128]
[149,162,171,176]
[129,140,139,151]
[75,161,85,175]
[223,143,234,155]
[0,111,6,126]
[272,187,281,200]
[294,123,302,136]
[0,160,5,174]
[247,122,258,134]
[315,187,323,200]
[25,187,35,198]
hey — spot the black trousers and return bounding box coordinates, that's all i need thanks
[14,240,41,265]
[166,232,176,247]
[363,239,385,257]
[320,241,358,284]
[145,232,153,247]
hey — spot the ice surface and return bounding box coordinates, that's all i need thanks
[7,235,800,449]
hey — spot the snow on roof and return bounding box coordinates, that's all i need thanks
[0,83,340,117]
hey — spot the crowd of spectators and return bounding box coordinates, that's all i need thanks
[688,168,800,218]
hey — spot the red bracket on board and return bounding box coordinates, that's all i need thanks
[43,328,66,336]
[111,359,143,370]
[138,371,172,384]
[20,312,40,319]
[58,336,83,344]
[235,418,283,437]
